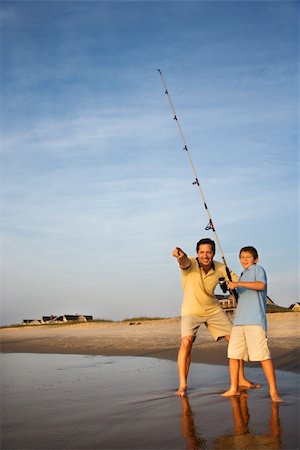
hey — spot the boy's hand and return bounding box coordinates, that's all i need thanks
[228,280,238,290]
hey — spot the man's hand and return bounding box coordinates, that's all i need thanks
[172,247,191,269]
[172,247,185,259]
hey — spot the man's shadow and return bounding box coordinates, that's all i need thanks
[180,392,281,450]
[180,396,206,450]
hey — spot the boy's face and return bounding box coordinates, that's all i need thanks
[240,251,258,269]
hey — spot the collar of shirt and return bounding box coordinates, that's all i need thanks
[196,258,215,272]
[241,263,256,276]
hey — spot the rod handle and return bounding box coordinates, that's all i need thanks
[225,266,239,304]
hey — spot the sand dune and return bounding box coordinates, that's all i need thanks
[1,312,299,373]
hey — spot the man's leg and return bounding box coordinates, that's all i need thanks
[177,336,194,396]
[238,360,261,388]
[221,358,240,396]
[261,359,283,402]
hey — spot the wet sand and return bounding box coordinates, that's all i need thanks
[1,353,299,450]
[0,312,299,373]
[1,313,299,449]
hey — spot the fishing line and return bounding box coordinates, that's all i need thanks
[158,69,238,301]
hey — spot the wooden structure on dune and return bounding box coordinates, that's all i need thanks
[217,294,290,314]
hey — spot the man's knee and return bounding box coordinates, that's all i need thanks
[180,336,194,351]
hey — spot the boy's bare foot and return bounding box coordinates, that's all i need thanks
[221,388,240,397]
[270,390,283,402]
[176,386,188,397]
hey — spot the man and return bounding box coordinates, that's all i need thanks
[173,238,256,396]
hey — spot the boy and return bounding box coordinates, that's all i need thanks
[222,246,282,402]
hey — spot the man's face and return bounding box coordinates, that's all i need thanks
[197,244,214,269]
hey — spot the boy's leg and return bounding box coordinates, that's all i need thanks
[222,325,259,394]
[224,336,259,388]
[261,359,283,402]
[221,358,240,396]
[225,336,261,389]
[206,310,259,387]
[243,326,281,399]
[206,314,259,391]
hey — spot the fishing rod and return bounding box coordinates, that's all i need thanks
[157,69,238,301]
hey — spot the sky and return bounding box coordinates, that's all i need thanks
[0,0,299,325]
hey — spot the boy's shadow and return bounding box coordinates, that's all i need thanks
[180,391,281,450]
[216,390,282,449]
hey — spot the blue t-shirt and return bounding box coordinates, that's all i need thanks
[234,264,268,331]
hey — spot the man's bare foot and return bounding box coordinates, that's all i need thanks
[221,388,240,397]
[176,386,187,397]
[239,379,261,389]
[270,390,283,402]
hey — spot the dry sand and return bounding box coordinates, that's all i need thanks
[1,312,299,373]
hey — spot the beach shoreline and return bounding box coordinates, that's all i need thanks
[1,312,299,373]
[2,352,299,450]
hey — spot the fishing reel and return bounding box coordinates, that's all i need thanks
[218,277,228,293]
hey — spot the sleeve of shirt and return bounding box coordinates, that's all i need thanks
[255,265,267,284]
[180,256,195,275]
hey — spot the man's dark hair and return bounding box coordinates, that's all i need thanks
[239,246,259,260]
[196,238,216,254]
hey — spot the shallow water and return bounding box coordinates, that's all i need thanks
[1,354,299,449]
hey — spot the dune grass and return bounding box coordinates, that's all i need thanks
[0,316,173,329]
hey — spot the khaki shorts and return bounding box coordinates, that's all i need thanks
[181,309,232,341]
[228,325,271,361]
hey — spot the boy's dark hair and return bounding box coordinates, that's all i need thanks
[239,246,259,259]
[196,238,216,254]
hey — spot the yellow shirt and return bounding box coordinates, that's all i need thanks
[181,257,237,317]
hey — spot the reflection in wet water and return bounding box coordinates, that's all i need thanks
[180,392,282,450]
[180,396,206,449]
[216,392,282,449]
[1,354,298,450]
